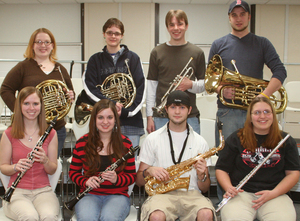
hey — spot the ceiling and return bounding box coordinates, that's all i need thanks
[1,0,300,5]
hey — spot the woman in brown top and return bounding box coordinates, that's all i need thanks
[0,28,75,158]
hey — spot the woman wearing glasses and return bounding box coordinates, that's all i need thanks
[77,18,145,150]
[0,28,74,158]
[215,96,300,221]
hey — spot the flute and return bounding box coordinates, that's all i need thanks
[64,145,140,211]
[216,134,290,213]
[1,116,58,202]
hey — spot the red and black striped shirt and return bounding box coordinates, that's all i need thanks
[69,134,136,197]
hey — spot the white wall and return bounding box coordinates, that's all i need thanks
[0,4,82,78]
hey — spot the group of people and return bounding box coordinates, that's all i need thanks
[0,0,299,221]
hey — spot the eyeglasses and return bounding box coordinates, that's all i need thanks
[34,41,52,46]
[251,110,273,116]
[105,31,122,37]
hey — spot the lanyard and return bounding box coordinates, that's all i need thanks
[167,122,190,165]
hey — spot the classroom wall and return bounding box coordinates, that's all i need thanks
[0,4,82,78]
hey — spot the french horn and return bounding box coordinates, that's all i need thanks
[75,59,136,125]
[36,79,72,123]
[205,54,287,114]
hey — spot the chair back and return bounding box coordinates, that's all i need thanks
[196,94,217,120]
[285,81,300,103]
[72,119,90,140]
[200,118,215,149]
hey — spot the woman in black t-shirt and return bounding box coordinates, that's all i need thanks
[216,96,300,221]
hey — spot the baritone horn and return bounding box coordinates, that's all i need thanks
[205,54,287,114]
[152,57,194,116]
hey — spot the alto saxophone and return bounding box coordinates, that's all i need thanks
[144,120,224,196]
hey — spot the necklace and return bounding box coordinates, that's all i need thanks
[25,128,38,142]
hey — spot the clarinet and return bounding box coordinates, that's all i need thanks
[64,145,140,211]
[216,134,290,213]
[0,116,58,202]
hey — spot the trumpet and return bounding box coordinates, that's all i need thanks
[64,145,140,211]
[205,54,287,114]
[0,116,58,202]
[145,120,224,196]
[216,134,290,212]
[152,57,194,116]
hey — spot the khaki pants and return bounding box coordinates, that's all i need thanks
[3,186,59,221]
[141,189,216,221]
[220,191,296,221]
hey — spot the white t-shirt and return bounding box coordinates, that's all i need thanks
[139,123,212,192]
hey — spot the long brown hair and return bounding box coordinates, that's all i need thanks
[24,28,57,62]
[238,96,282,152]
[11,86,47,139]
[84,99,126,177]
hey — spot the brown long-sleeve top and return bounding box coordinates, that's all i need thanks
[0,58,74,130]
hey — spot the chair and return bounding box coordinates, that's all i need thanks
[72,119,90,141]
[0,159,63,220]
[282,81,300,130]
[196,94,218,120]
[199,118,217,196]
[0,97,8,133]
[64,78,84,155]
[200,118,215,149]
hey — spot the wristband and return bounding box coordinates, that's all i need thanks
[260,92,269,99]
[13,164,17,172]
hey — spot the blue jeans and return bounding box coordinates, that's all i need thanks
[215,108,247,202]
[56,126,66,158]
[75,194,130,221]
[153,117,200,134]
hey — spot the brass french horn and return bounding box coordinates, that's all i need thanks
[205,54,287,114]
[75,59,136,125]
[36,79,72,123]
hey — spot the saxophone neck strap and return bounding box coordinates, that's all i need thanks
[167,122,190,165]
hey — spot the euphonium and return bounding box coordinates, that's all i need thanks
[144,120,224,196]
[74,59,136,125]
[152,57,194,116]
[36,78,72,123]
[205,54,287,114]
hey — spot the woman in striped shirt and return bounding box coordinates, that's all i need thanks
[69,99,136,221]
